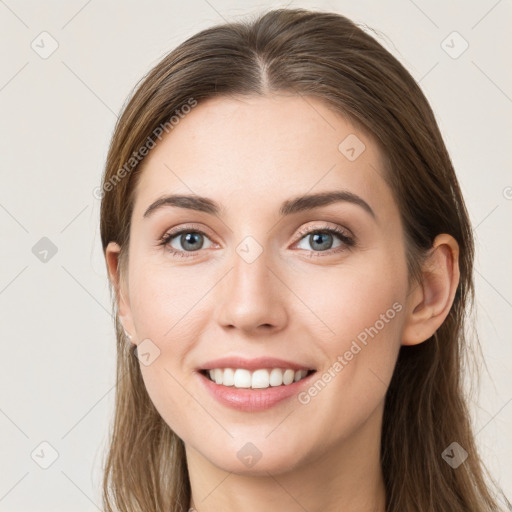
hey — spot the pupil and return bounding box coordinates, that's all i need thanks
[182,232,202,251]
[311,232,332,251]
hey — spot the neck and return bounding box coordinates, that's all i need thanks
[186,402,386,512]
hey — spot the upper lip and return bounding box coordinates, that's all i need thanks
[198,356,316,372]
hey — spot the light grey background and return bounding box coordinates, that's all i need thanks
[0,0,510,510]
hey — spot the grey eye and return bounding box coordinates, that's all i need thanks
[296,232,343,252]
[170,232,213,252]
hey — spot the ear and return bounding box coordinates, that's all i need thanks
[401,234,460,346]
[105,241,136,341]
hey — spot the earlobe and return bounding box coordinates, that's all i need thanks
[105,241,135,339]
[401,234,460,346]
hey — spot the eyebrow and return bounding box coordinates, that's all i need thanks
[143,190,376,220]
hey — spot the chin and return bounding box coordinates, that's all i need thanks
[199,439,309,476]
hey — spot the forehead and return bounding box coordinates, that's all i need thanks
[132,94,393,219]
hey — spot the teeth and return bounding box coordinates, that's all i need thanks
[234,369,251,388]
[251,369,269,389]
[222,368,235,386]
[206,368,310,389]
[269,368,283,386]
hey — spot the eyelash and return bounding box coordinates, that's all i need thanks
[158,224,355,259]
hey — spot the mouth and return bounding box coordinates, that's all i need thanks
[195,356,318,411]
[198,368,317,390]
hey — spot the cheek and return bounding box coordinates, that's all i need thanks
[128,259,210,339]
[127,260,214,437]
[290,253,406,414]
[291,252,406,344]
[138,362,207,447]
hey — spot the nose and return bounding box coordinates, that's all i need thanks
[215,246,288,334]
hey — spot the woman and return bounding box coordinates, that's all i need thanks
[99,7,508,511]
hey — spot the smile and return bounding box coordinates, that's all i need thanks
[200,368,315,389]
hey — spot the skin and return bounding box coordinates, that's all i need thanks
[106,93,460,512]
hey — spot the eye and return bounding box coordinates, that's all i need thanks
[294,225,355,256]
[158,223,355,259]
[158,226,213,257]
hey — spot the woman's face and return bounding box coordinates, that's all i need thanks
[109,93,411,474]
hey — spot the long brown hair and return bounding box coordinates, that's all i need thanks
[99,8,507,511]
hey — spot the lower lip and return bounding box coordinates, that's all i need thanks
[197,370,316,412]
